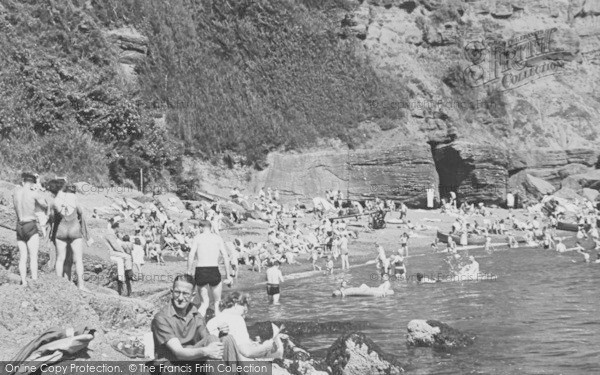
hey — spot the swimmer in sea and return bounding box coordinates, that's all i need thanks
[325,255,334,275]
[484,235,494,253]
[574,242,590,263]
[332,275,392,297]
[334,280,349,297]
[415,273,441,284]
[430,238,439,253]
[375,244,389,275]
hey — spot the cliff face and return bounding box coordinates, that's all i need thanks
[252,144,438,205]
[256,0,600,205]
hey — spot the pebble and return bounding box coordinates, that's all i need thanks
[21,301,29,308]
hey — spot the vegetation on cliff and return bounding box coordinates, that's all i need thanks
[0,0,406,188]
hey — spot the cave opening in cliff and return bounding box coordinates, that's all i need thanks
[430,144,474,202]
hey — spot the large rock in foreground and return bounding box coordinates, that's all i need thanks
[325,332,403,375]
[406,319,474,350]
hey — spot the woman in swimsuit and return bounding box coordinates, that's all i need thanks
[52,184,88,291]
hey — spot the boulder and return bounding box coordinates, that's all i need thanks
[553,187,584,201]
[155,193,187,214]
[557,164,591,180]
[248,321,371,341]
[508,171,555,203]
[325,332,403,375]
[525,174,556,196]
[246,321,333,375]
[582,188,599,202]
[406,319,474,349]
[561,170,600,191]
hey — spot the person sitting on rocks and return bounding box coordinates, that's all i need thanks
[206,292,284,360]
[151,274,245,372]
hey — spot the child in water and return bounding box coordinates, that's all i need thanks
[325,255,334,275]
[311,250,321,271]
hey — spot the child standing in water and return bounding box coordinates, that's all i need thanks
[311,249,321,271]
[484,234,494,253]
[325,255,334,275]
[266,260,284,305]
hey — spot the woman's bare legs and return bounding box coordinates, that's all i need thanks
[55,239,67,279]
[71,238,88,291]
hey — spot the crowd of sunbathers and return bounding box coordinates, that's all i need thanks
[434,192,600,262]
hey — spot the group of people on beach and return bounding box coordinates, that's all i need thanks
[12,174,600,369]
[436,191,600,264]
[13,173,90,290]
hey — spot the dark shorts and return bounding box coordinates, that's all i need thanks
[16,221,38,242]
[266,283,280,296]
[194,267,222,287]
[395,268,405,275]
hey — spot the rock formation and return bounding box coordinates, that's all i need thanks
[325,332,403,375]
[0,273,153,360]
[251,144,439,206]
[254,0,600,205]
[103,27,148,86]
[406,319,474,349]
[248,321,372,341]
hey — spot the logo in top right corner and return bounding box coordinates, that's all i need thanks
[463,28,565,91]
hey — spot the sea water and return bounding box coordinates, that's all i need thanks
[246,247,600,374]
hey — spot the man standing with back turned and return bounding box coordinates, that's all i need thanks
[13,172,47,287]
[187,221,232,317]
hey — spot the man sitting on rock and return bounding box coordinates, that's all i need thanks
[151,274,244,374]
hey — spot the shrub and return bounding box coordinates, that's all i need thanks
[0,123,110,185]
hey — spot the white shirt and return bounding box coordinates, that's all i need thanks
[206,311,250,346]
